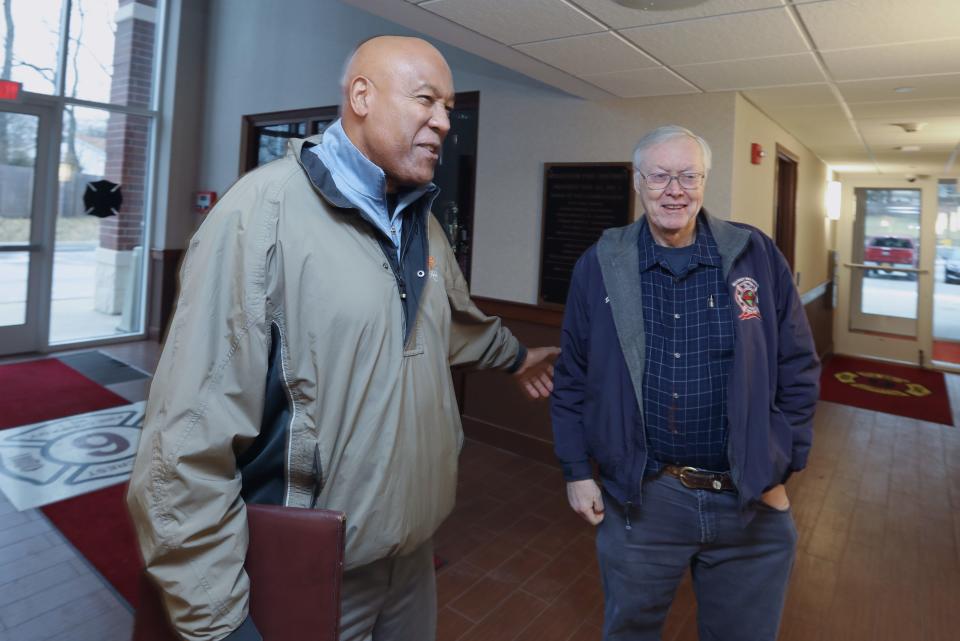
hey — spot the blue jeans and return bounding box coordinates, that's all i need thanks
[596,475,797,641]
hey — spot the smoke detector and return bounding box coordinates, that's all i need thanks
[892,122,927,133]
[612,0,710,9]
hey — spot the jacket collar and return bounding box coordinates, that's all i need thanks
[291,135,438,214]
[602,209,750,279]
[637,217,722,273]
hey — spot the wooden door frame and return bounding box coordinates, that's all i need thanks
[773,143,799,272]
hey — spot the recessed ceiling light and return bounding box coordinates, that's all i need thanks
[612,0,710,9]
[892,122,927,133]
[896,145,922,152]
[893,87,915,93]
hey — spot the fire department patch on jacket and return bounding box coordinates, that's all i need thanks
[733,277,761,320]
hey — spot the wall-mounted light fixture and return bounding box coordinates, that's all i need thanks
[826,180,841,220]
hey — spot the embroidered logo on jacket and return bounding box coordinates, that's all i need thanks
[733,277,761,320]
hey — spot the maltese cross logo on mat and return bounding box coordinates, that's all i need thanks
[732,277,761,320]
[834,371,931,398]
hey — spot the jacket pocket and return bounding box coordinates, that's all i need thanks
[403,319,424,357]
[767,405,794,484]
[310,441,328,508]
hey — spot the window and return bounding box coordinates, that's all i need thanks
[239,106,339,174]
[0,0,164,347]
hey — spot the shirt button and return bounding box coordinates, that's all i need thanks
[674,353,681,359]
[674,313,680,319]
[672,392,679,399]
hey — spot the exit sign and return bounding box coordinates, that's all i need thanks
[0,80,21,101]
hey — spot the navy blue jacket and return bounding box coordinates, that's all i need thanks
[550,212,820,513]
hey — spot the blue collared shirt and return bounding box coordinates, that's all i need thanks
[638,219,735,474]
[310,119,434,258]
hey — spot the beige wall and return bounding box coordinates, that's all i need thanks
[170,0,838,305]
[189,0,741,304]
[732,94,831,295]
[470,91,736,303]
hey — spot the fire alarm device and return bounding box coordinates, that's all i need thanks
[750,143,765,165]
[194,191,217,213]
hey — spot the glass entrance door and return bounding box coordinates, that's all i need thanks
[848,187,922,336]
[0,102,57,356]
[836,177,938,366]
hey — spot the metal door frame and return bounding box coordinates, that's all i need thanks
[0,99,61,356]
[835,175,938,366]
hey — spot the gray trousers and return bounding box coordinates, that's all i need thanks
[339,540,436,641]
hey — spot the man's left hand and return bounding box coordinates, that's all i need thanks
[513,346,561,399]
[759,484,790,511]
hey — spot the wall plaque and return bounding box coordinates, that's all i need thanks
[539,163,634,306]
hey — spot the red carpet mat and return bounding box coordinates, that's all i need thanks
[820,355,953,426]
[0,358,141,605]
[933,340,960,366]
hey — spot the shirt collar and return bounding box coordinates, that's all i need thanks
[312,119,388,201]
[638,213,722,272]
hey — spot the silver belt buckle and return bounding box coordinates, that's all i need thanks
[678,466,699,489]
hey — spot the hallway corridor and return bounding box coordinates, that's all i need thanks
[0,343,958,640]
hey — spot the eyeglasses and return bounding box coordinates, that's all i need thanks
[637,172,705,191]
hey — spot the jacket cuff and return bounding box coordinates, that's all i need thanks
[561,459,593,481]
[506,344,527,374]
[221,615,262,641]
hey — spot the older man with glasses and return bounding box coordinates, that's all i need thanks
[550,125,820,641]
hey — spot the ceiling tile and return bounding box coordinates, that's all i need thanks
[822,39,960,81]
[620,7,807,66]
[514,32,658,76]
[741,84,838,109]
[673,53,824,91]
[762,107,858,148]
[420,0,604,45]
[568,0,781,29]
[797,0,960,50]
[849,99,960,120]
[838,74,960,103]
[582,67,700,97]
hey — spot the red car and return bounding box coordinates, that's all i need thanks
[864,236,917,280]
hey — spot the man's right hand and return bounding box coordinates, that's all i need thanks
[566,479,604,525]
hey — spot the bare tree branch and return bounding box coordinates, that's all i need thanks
[13,59,55,83]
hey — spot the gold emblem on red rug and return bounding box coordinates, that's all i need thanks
[834,370,932,397]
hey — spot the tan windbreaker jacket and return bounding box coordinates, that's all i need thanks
[126,135,522,641]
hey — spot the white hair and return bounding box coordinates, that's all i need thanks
[632,125,712,174]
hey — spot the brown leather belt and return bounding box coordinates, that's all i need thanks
[661,465,736,492]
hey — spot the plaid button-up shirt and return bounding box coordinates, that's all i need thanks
[638,219,734,475]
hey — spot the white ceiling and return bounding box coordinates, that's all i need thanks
[343,0,960,177]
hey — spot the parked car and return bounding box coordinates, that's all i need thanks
[945,247,960,284]
[864,236,917,280]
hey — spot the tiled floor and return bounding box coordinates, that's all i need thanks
[435,400,960,641]
[0,341,161,641]
[1,341,959,641]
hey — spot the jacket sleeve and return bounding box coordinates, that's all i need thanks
[126,174,276,641]
[434,217,523,371]
[550,252,593,481]
[773,244,821,474]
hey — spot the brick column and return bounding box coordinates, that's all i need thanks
[96,0,157,315]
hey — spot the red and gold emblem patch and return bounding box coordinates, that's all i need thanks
[732,277,761,320]
[834,370,931,397]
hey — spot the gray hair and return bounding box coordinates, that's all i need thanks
[632,125,712,174]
